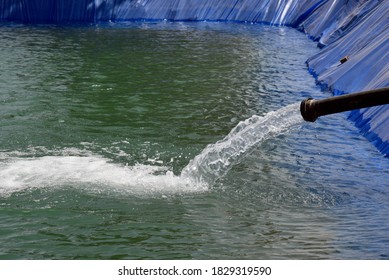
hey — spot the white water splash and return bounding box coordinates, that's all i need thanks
[0,155,206,197]
[181,103,303,186]
[0,103,303,196]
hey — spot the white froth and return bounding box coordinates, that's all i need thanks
[0,155,207,196]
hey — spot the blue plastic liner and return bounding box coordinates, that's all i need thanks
[305,1,388,156]
[0,0,388,156]
[0,0,325,25]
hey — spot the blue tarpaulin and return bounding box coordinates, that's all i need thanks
[0,0,388,156]
[0,0,326,24]
[304,0,389,156]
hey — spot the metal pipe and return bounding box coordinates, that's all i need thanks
[300,87,389,122]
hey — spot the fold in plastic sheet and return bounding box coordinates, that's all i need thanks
[305,0,388,156]
[0,0,324,25]
[0,0,388,156]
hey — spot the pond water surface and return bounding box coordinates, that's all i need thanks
[0,22,388,259]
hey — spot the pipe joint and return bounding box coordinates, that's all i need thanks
[300,98,317,122]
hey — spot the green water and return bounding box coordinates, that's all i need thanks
[0,22,388,259]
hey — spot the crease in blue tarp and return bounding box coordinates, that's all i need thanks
[0,0,388,156]
[0,0,326,25]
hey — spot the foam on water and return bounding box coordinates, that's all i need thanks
[0,154,205,197]
[181,103,303,185]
